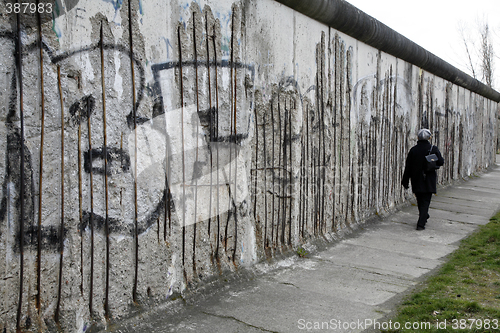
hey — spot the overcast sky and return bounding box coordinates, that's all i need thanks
[346,0,500,90]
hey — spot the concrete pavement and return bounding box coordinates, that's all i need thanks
[101,159,500,333]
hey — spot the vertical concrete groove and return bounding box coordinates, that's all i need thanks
[212,26,220,259]
[276,96,282,244]
[357,122,363,220]
[283,99,293,245]
[192,11,199,274]
[164,23,171,241]
[298,107,304,238]
[313,71,319,235]
[128,0,139,304]
[304,104,310,236]
[320,37,326,235]
[392,65,399,204]
[232,11,238,262]
[177,26,186,267]
[288,103,292,245]
[340,43,346,225]
[165,160,171,240]
[225,13,234,255]
[347,50,353,223]
[253,91,259,223]
[35,3,45,312]
[15,6,25,332]
[99,23,111,319]
[281,105,288,246]
[262,102,268,248]
[167,160,170,243]
[78,94,84,298]
[206,12,213,238]
[331,36,337,231]
[55,65,65,324]
[87,79,95,317]
[253,108,258,224]
[270,101,275,247]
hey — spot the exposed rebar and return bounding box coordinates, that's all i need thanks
[100,23,111,319]
[87,82,95,318]
[213,25,220,259]
[178,26,187,267]
[192,11,200,274]
[206,12,213,238]
[36,0,45,311]
[128,0,140,304]
[231,12,238,262]
[54,65,65,323]
[15,5,25,332]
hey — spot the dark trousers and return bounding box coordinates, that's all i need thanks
[415,192,433,228]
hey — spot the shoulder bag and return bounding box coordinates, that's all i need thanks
[424,145,440,172]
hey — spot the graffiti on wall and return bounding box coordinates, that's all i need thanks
[0,0,498,331]
[0,2,256,329]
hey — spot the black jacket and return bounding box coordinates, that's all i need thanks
[402,140,444,193]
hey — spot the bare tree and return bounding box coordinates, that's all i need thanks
[457,21,478,80]
[457,17,496,88]
[479,22,495,87]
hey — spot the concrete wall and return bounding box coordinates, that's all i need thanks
[0,0,498,331]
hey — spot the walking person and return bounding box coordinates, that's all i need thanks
[402,129,444,230]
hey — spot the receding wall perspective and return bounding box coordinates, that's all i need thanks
[0,0,499,331]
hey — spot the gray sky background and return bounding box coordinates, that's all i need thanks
[346,0,500,90]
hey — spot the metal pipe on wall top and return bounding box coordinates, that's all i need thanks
[274,0,500,103]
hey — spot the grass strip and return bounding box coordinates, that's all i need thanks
[382,212,500,332]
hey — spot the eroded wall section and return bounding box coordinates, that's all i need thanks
[0,0,498,331]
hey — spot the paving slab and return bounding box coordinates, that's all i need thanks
[429,200,493,217]
[267,259,415,306]
[317,243,444,279]
[343,230,457,260]
[101,161,500,333]
[432,195,499,210]
[427,208,490,225]
[203,279,381,333]
[375,219,474,244]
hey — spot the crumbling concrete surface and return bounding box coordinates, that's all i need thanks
[0,0,498,331]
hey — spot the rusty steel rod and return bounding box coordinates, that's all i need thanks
[87,81,95,317]
[305,104,310,235]
[262,104,268,248]
[282,106,288,244]
[276,96,283,244]
[192,11,199,273]
[299,107,305,238]
[225,17,234,254]
[36,0,45,311]
[314,72,320,235]
[178,26,186,267]
[320,50,326,235]
[270,102,275,248]
[253,115,258,223]
[213,26,220,259]
[128,0,140,304]
[78,101,84,297]
[206,12,213,238]
[288,103,292,245]
[231,12,238,262]
[15,5,25,331]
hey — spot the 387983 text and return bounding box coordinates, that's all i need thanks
[5,2,53,14]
